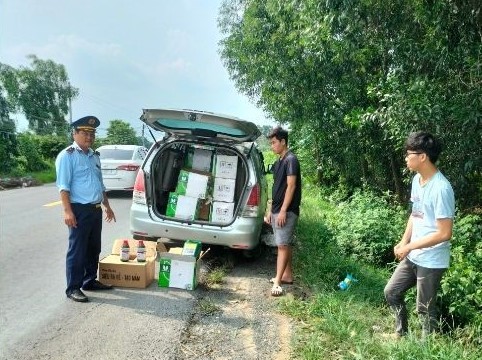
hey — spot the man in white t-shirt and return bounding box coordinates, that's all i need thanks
[384,131,455,338]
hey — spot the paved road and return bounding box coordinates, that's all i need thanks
[0,184,195,359]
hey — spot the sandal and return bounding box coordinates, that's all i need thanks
[271,284,284,297]
[269,278,293,285]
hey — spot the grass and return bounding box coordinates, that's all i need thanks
[280,183,482,359]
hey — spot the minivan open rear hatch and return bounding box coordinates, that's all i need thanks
[140,108,261,143]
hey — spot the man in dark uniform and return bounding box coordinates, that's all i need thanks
[55,116,116,302]
[264,126,302,297]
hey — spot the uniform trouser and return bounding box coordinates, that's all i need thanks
[384,258,445,336]
[65,204,103,295]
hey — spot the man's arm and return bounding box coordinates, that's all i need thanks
[395,217,453,260]
[276,175,296,227]
[60,190,77,228]
[101,192,116,223]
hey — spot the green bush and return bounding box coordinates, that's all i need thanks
[440,213,482,330]
[16,133,50,172]
[328,189,407,266]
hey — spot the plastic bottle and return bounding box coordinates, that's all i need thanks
[120,240,130,262]
[338,273,357,290]
[136,240,146,262]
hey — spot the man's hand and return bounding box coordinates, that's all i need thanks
[104,206,116,223]
[394,243,411,261]
[64,209,77,228]
[276,210,287,227]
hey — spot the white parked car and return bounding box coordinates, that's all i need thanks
[96,144,148,191]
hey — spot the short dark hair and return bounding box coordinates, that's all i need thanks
[405,131,442,163]
[267,126,289,145]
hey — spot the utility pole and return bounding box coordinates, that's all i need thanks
[68,82,72,125]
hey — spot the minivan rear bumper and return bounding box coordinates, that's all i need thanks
[129,203,262,250]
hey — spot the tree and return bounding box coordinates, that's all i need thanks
[0,83,18,174]
[104,120,139,145]
[219,0,482,209]
[0,55,78,136]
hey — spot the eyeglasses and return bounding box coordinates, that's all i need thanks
[405,152,422,157]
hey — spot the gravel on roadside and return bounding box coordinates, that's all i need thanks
[177,246,297,360]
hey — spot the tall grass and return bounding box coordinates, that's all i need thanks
[279,183,482,359]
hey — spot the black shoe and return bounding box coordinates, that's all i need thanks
[67,289,88,302]
[82,280,113,291]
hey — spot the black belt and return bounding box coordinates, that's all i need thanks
[72,203,102,209]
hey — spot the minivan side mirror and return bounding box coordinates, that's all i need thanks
[266,164,273,174]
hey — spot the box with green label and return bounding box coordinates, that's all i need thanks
[165,192,200,220]
[182,240,202,257]
[158,252,200,290]
[175,169,210,199]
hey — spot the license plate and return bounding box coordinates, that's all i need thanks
[102,169,116,175]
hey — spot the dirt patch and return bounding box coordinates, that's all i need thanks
[178,247,297,360]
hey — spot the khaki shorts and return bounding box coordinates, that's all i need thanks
[271,212,298,246]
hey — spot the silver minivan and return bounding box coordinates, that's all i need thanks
[130,108,268,253]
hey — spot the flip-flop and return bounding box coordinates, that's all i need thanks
[269,278,293,285]
[271,284,284,297]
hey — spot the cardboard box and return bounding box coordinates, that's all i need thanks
[186,148,213,172]
[211,201,235,223]
[213,177,236,202]
[182,240,202,257]
[197,199,211,221]
[158,252,200,290]
[165,193,200,220]
[214,154,238,179]
[99,239,157,288]
[175,169,210,199]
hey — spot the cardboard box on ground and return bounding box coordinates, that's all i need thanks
[158,240,204,291]
[99,239,159,288]
[99,239,204,291]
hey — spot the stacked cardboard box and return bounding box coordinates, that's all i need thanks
[185,148,213,172]
[164,147,239,224]
[166,192,200,221]
[211,154,238,223]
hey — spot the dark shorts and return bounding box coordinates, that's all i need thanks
[271,212,298,246]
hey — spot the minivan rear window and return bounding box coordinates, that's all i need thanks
[98,149,134,160]
[155,119,246,137]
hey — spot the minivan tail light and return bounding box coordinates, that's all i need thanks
[247,183,260,206]
[242,183,260,217]
[117,164,140,171]
[133,169,146,204]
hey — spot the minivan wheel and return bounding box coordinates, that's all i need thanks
[241,243,264,260]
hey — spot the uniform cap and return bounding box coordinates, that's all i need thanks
[71,116,100,132]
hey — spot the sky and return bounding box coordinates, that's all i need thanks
[0,0,273,136]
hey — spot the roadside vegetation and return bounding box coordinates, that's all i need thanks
[279,183,482,359]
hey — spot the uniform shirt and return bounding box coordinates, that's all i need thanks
[271,150,302,216]
[55,141,105,204]
[407,171,455,269]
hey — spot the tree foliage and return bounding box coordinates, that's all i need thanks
[219,0,481,209]
[103,119,139,145]
[0,84,18,173]
[0,56,78,136]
